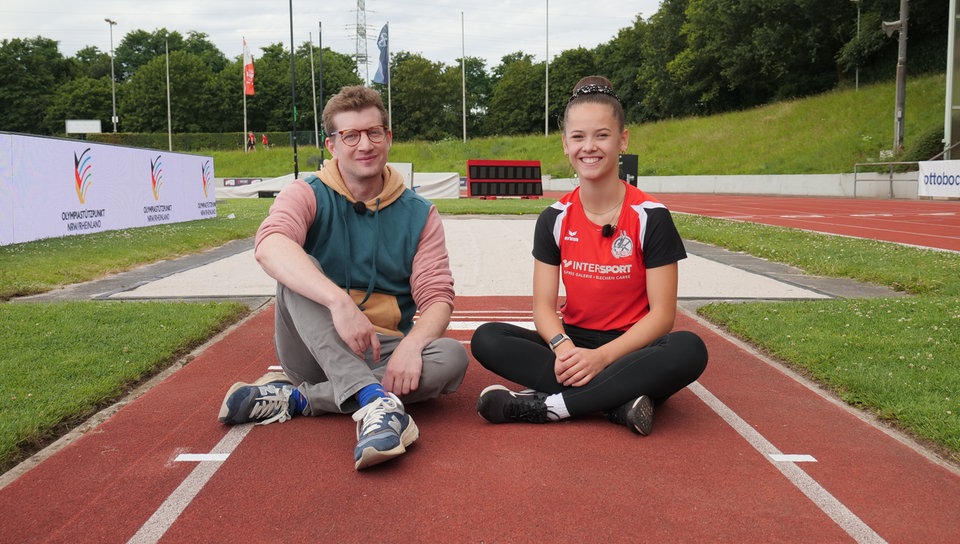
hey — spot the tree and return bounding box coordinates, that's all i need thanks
[666,0,849,115]
[120,50,215,132]
[72,46,112,80]
[0,37,71,134]
[595,15,649,123]
[41,77,113,134]
[292,42,363,145]
[548,47,598,130]
[386,52,457,141]
[485,53,544,136]
[114,28,186,80]
[183,31,228,74]
[438,56,492,139]
[637,0,691,120]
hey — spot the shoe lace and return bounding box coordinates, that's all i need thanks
[251,385,292,425]
[352,395,401,437]
[506,395,549,423]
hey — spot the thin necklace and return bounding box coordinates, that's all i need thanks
[582,187,625,217]
[582,199,622,216]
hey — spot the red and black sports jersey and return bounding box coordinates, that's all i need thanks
[532,183,686,331]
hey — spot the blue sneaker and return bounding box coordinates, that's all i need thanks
[352,393,418,470]
[218,372,296,426]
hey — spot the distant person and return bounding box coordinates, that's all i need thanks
[471,76,708,435]
[219,85,468,470]
[261,133,268,148]
[246,131,255,152]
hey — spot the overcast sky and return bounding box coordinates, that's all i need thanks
[2,0,662,80]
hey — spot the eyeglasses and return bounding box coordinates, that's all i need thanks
[331,125,389,146]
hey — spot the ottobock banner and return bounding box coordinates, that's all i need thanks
[0,133,216,246]
[918,159,960,198]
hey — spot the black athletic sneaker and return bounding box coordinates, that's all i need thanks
[476,385,551,424]
[606,395,654,435]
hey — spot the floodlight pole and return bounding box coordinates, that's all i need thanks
[319,21,325,163]
[892,0,909,152]
[309,31,319,149]
[105,18,118,132]
[851,0,860,90]
[289,0,299,178]
[544,0,549,137]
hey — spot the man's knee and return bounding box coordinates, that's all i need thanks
[423,337,469,390]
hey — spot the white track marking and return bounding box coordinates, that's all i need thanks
[128,425,251,544]
[688,381,886,544]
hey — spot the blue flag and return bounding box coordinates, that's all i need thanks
[373,23,389,85]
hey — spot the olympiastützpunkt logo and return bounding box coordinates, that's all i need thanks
[150,155,164,200]
[201,160,213,198]
[73,148,93,204]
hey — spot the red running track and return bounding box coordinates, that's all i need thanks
[656,194,960,252]
[1,298,959,543]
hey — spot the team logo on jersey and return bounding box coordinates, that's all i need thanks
[611,230,633,259]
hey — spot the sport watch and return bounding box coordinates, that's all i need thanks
[549,333,571,351]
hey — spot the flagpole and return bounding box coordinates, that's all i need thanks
[288,0,299,179]
[309,31,320,149]
[242,37,248,154]
[461,11,466,143]
[319,21,325,164]
[166,40,172,151]
[544,0,549,137]
[373,22,391,131]
[386,22,392,133]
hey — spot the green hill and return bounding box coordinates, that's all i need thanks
[212,73,947,179]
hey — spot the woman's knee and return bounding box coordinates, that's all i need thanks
[672,330,709,377]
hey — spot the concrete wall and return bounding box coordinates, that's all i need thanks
[544,172,920,199]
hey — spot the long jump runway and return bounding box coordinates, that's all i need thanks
[3,195,959,542]
[2,297,959,543]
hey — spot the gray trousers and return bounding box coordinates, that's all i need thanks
[273,281,468,416]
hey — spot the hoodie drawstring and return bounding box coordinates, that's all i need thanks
[348,197,382,310]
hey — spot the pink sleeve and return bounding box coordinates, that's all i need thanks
[254,180,317,251]
[411,207,456,311]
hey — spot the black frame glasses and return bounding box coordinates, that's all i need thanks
[331,125,389,147]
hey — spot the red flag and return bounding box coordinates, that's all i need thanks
[243,38,255,96]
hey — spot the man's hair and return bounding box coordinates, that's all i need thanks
[322,85,389,135]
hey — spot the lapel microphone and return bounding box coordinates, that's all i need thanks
[602,224,615,237]
[353,201,366,215]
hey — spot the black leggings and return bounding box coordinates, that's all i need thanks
[471,322,708,416]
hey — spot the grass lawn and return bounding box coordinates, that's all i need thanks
[0,301,248,471]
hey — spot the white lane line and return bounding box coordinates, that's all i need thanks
[174,453,230,462]
[687,381,887,544]
[770,454,817,463]
[448,321,534,330]
[128,425,251,544]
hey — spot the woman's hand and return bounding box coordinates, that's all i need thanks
[554,345,610,387]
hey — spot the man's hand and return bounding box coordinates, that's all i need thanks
[381,338,423,396]
[329,299,381,362]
